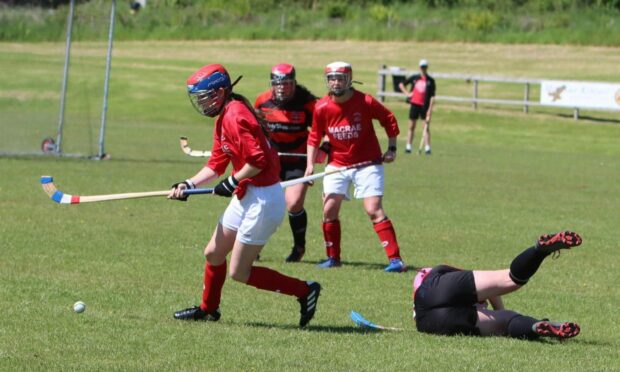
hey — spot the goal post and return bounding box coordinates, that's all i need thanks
[0,0,117,160]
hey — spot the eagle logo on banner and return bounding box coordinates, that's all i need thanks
[548,85,566,102]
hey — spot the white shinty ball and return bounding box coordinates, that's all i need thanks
[73,301,86,313]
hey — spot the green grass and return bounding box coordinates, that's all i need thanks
[1,41,619,370]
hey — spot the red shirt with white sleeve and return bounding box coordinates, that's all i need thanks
[308,90,399,167]
[207,100,280,198]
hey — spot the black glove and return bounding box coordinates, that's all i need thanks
[214,176,238,197]
[170,180,194,201]
[318,141,332,154]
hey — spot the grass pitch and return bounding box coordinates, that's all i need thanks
[0,41,619,371]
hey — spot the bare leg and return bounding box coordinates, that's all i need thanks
[406,119,417,150]
[228,241,262,283]
[204,223,237,265]
[476,308,521,336]
[423,121,431,149]
[363,195,386,223]
[473,269,521,302]
[323,193,344,222]
[285,183,308,214]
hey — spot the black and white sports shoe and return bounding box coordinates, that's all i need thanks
[298,281,321,327]
[173,306,221,321]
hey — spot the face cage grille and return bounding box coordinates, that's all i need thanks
[325,73,351,96]
[271,80,296,103]
[188,89,221,117]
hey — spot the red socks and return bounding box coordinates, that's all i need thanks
[246,266,309,298]
[373,218,401,260]
[323,219,401,260]
[200,261,227,312]
[322,220,341,260]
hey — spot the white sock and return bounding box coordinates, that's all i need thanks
[425,145,431,151]
[406,144,412,151]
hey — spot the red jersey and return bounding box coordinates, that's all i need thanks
[207,100,281,198]
[254,87,316,161]
[308,90,399,167]
[403,73,436,107]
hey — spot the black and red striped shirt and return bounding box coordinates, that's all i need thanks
[254,86,316,160]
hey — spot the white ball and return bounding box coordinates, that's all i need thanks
[73,301,86,313]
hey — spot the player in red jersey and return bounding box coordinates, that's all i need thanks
[169,64,320,327]
[254,63,318,263]
[398,59,436,155]
[305,61,407,273]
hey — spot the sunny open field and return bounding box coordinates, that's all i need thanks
[1,40,619,370]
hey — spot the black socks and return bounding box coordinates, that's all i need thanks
[507,314,540,339]
[289,209,307,248]
[509,246,548,285]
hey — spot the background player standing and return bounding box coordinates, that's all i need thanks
[305,61,407,273]
[254,63,317,263]
[169,64,320,327]
[398,59,436,155]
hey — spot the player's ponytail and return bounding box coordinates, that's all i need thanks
[230,92,272,138]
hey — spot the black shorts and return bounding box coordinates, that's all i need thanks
[414,265,480,336]
[409,104,429,121]
[280,158,306,181]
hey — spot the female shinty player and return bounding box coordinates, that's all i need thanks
[254,63,318,263]
[169,64,320,327]
[305,61,407,272]
[413,231,582,339]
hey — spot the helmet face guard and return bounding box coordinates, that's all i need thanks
[187,65,232,117]
[270,63,296,103]
[325,62,352,97]
[188,89,224,117]
[325,73,351,97]
[271,79,296,103]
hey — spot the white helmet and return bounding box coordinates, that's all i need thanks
[325,61,352,97]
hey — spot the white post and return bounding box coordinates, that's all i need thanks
[524,83,530,114]
[378,65,386,102]
[98,0,116,159]
[473,80,478,110]
[55,0,75,155]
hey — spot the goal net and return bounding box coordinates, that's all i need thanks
[0,0,115,159]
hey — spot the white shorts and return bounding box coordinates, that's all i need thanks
[323,164,384,200]
[219,183,285,245]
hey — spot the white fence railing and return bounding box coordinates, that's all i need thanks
[377,66,620,120]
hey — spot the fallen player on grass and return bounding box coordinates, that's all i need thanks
[412,231,582,339]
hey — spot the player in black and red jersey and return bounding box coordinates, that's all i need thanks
[255,63,319,263]
[398,59,436,155]
[305,61,406,273]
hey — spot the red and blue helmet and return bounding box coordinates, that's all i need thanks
[187,64,232,117]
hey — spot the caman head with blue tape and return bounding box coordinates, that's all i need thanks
[187,64,233,117]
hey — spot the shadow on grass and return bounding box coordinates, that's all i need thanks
[557,113,620,124]
[525,337,612,346]
[246,321,392,334]
[256,257,419,273]
[296,260,389,271]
